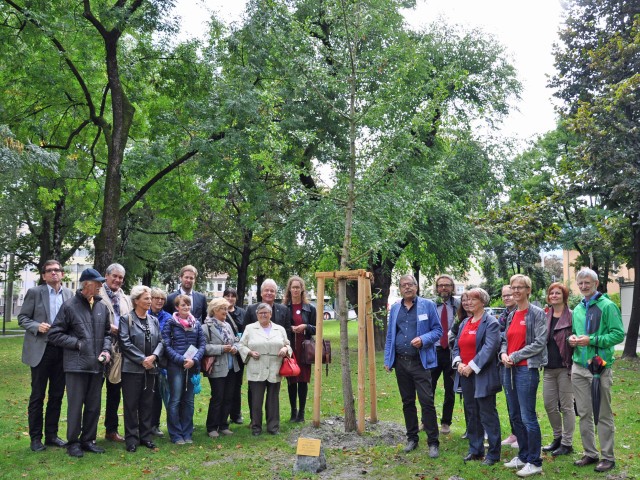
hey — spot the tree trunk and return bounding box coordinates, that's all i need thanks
[370,256,396,351]
[255,273,265,303]
[622,220,639,358]
[235,229,253,307]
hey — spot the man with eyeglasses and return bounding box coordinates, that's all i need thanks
[431,274,459,435]
[19,260,74,452]
[498,285,520,449]
[384,274,442,458]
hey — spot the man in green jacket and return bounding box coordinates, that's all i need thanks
[568,268,624,473]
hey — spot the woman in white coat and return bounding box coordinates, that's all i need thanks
[238,303,291,436]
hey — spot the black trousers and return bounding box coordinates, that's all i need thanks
[28,344,66,441]
[229,361,244,422]
[430,346,455,426]
[103,378,122,434]
[121,372,156,447]
[65,372,103,445]
[460,375,501,460]
[394,356,439,445]
[248,380,280,434]
[206,373,236,432]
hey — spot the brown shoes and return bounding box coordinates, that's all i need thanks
[574,455,598,467]
[105,432,125,442]
[594,459,615,472]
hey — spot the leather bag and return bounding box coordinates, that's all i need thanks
[201,355,214,376]
[279,352,301,377]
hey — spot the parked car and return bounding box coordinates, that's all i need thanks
[486,307,506,318]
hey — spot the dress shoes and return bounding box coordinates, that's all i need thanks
[45,436,67,448]
[481,458,498,466]
[463,453,484,462]
[232,417,243,425]
[594,459,615,472]
[126,444,137,452]
[574,455,599,467]
[30,439,46,452]
[151,426,164,437]
[551,444,573,456]
[403,440,418,453]
[542,437,562,452]
[67,443,84,457]
[81,441,105,454]
[105,431,125,442]
[141,440,156,449]
[428,444,439,459]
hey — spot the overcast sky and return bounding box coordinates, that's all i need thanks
[174,0,565,148]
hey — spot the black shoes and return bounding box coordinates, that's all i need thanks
[542,437,562,452]
[67,443,84,457]
[574,455,599,467]
[552,444,573,456]
[403,440,418,453]
[126,444,137,452]
[290,409,298,422]
[141,440,156,449]
[30,439,46,452]
[295,411,305,423]
[81,441,105,454]
[232,417,244,424]
[151,426,164,436]
[463,453,484,462]
[594,460,615,472]
[481,458,498,466]
[45,436,67,448]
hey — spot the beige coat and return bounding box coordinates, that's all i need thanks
[99,285,133,328]
[239,322,292,383]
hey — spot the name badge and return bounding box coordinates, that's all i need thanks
[418,314,429,321]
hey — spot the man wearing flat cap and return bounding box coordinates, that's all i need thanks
[48,268,113,458]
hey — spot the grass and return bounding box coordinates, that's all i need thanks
[1,320,639,479]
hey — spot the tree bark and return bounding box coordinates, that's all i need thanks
[370,256,396,351]
[622,219,639,358]
[235,229,253,307]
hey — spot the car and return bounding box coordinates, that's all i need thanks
[486,307,506,317]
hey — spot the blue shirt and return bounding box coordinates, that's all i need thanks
[48,285,64,324]
[395,300,418,356]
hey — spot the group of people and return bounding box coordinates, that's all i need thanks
[384,269,624,476]
[19,260,317,456]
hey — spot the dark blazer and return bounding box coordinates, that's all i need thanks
[164,290,208,323]
[119,312,164,374]
[244,302,292,338]
[18,284,73,367]
[452,311,501,398]
[285,302,317,344]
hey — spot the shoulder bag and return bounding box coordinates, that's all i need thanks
[279,352,301,377]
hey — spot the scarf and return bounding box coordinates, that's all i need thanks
[214,318,235,346]
[173,311,196,330]
[103,282,120,316]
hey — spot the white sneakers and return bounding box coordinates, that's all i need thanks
[516,463,542,477]
[504,456,526,469]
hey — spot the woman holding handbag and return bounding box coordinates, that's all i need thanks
[238,303,292,436]
[283,276,317,423]
[203,298,240,438]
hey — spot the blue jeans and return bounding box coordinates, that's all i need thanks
[166,364,195,443]
[502,366,542,467]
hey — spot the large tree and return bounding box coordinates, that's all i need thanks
[551,0,640,357]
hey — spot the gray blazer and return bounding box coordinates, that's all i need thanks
[118,312,164,374]
[203,318,240,378]
[18,283,73,367]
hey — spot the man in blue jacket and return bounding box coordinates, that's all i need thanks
[385,274,442,458]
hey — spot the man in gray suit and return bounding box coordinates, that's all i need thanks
[18,259,73,452]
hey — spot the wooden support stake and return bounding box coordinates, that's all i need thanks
[312,277,325,428]
[365,278,378,423]
[357,276,367,434]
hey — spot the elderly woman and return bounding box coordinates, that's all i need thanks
[500,274,547,477]
[238,302,292,436]
[119,286,164,452]
[452,288,501,465]
[541,282,574,456]
[162,294,205,445]
[283,275,317,423]
[222,287,245,425]
[203,298,240,438]
[148,288,171,437]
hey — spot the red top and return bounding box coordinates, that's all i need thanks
[291,303,303,326]
[458,319,479,365]
[507,309,528,366]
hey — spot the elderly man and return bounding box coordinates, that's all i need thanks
[569,268,624,473]
[18,260,73,452]
[384,274,442,458]
[164,265,208,323]
[431,274,459,434]
[48,268,112,457]
[99,263,133,443]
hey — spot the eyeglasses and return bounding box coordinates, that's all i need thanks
[399,283,416,288]
[437,284,453,288]
[257,312,270,317]
[502,294,513,298]
[45,268,62,274]
[511,286,528,291]
[151,296,165,301]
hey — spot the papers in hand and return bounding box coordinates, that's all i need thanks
[183,344,198,360]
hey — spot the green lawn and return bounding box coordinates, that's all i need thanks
[1,320,639,479]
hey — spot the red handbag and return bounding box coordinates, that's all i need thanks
[279,352,301,377]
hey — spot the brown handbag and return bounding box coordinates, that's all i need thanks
[201,355,214,376]
[301,338,331,374]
